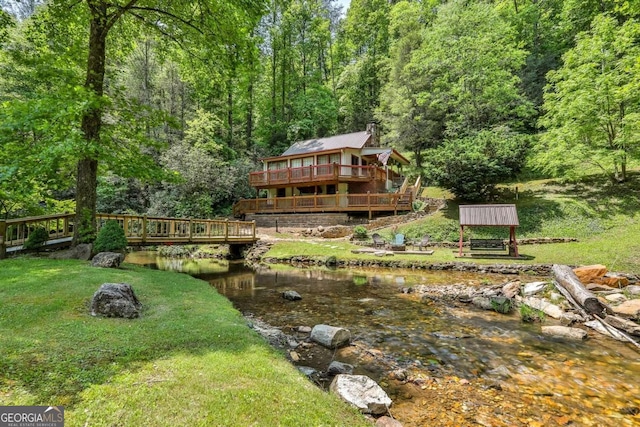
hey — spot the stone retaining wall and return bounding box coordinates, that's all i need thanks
[261,255,554,276]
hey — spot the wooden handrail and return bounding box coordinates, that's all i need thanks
[233,192,413,216]
[0,213,257,258]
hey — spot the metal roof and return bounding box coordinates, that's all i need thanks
[281,131,371,156]
[459,204,519,227]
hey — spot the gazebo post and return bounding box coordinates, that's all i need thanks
[458,225,464,257]
[510,226,519,257]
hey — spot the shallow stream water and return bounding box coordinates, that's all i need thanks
[126,251,640,426]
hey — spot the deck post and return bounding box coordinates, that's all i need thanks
[189,219,193,242]
[458,225,464,257]
[225,219,229,240]
[293,193,296,213]
[0,220,6,259]
[142,215,147,244]
[367,191,372,220]
[252,220,256,239]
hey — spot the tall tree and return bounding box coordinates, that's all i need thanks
[537,14,640,182]
[335,0,390,132]
[18,0,264,243]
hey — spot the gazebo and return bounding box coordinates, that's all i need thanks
[458,204,519,257]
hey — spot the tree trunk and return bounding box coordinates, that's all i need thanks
[552,264,609,316]
[75,2,108,244]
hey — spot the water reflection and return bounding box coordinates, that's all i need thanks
[126,251,640,425]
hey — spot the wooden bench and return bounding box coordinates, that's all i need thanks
[470,239,506,251]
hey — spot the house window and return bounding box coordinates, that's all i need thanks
[268,160,286,170]
[277,188,286,197]
[327,184,336,194]
[302,157,313,166]
[291,158,302,168]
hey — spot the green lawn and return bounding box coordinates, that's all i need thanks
[266,172,640,272]
[0,258,368,427]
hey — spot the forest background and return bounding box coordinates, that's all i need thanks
[0,0,638,234]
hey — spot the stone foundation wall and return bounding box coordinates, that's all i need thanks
[247,213,364,228]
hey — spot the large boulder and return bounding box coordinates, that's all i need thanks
[310,324,351,349]
[330,374,392,415]
[90,283,142,319]
[91,252,124,268]
[573,265,607,284]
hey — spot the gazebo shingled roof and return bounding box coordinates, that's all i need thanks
[459,204,519,226]
[458,204,520,257]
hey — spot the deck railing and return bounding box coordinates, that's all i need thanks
[249,164,398,187]
[0,213,257,258]
[233,192,413,217]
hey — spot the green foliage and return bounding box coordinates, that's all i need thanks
[93,219,127,253]
[520,304,546,323]
[353,225,368,239]
[425,128,532,201]
[491,297,513,314]
[22,226,48,250]
[537,14,640,183]
[380,0,534,175]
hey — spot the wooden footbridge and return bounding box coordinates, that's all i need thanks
[0,213,257,259]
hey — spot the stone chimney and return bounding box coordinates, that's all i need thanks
[366,122,379,146]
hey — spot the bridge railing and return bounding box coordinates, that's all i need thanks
[0,213,257,258]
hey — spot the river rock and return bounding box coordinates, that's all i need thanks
[376,416,403,427]
[624,285,640,296]
[91,252,124,268]
[90,283,141,318]
[573,265,607,284]
[298,366,317,377]
[282,290,302,301]
[328,361,354,375]
[601,273,630,287]
[522,297,565,319]
[330,374,392,415]
[611,299,640,320]
[502,282,520,299]
[605,293,627,303]
[311,324,351,348]
[541,326,588,341]
[471,296,493,310]
[586,283,617,292]
[298,325,312,333]
[523,281,547,296]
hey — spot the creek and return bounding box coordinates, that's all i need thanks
[126,251,640,426]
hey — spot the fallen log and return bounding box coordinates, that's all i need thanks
[603,315,640,337]
[552,264,610,316]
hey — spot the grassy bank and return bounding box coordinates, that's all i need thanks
[0,258,368,427]
[264,172,640,272]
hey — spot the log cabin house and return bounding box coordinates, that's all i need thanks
[233,124,420,223]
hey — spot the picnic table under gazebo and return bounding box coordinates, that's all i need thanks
[458,204,519,257]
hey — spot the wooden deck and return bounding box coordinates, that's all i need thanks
[233,192,413,217]
[0,213,257,258]
[249,164,402,188]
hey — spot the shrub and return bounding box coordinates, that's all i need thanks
[490,297,512,314]
[353,225,368,239]
[23,227,49,250]
[94,220,128,253]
